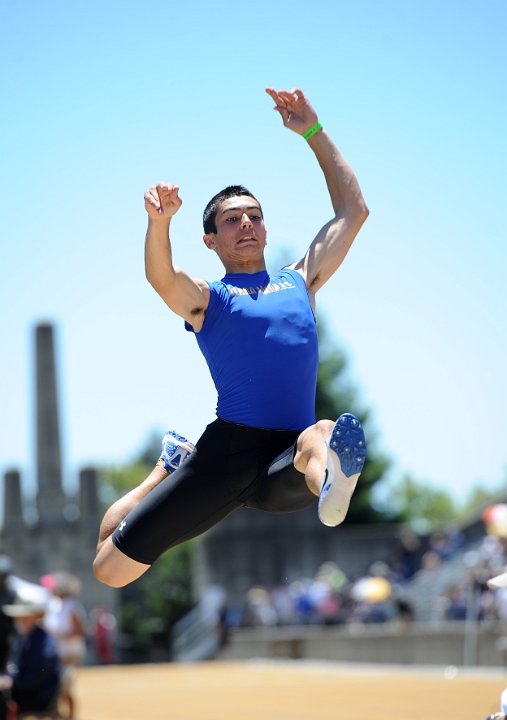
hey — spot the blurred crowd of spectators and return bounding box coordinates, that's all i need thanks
[221,526,507,629]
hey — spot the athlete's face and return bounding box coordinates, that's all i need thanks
[203,196,267,272]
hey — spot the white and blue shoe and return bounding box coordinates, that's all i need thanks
[487,571,507,589]
[159,430,195,473]
[318,413,366,527]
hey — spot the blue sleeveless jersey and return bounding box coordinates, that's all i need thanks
[185,267,318,430]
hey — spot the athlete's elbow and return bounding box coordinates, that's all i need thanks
[346,203,369,234]
[355,200,369,224]
[339,200,369,229]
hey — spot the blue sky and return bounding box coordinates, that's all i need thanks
[1,0,506,509]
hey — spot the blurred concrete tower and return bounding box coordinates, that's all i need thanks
[2,469,32,565]
[35,322,65,519]
[0,322,115,621]
[2,470,23,530]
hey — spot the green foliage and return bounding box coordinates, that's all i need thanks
[119,541,195,661]
[389,474,457,532]
[98,431,165,505]
[315,318,391,523]
[379,467,507,532]
[457,482,507,523]
[99,462,149,507]
[134,431,166,468]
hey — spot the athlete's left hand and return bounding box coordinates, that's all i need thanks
[265,87,319,136]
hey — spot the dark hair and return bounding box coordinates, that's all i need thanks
[203,185,262,234]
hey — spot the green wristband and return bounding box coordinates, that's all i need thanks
[303,122,323,141]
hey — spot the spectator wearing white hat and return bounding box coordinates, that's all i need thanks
[0,598,60,720]
[42,572,86,720]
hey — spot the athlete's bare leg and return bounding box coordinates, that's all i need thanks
[93,461,169,587]
[94,431,194,588]
[294,420,335,495]
[96,461,169,554]
[294,415,366,527]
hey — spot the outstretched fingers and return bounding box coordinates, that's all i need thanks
[265,86,318,134]
[265,86,291,124]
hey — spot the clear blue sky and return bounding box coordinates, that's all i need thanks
[1,0,506,509]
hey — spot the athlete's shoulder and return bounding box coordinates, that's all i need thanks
[283,261,304,276]
[278,265,316,313]
[196,278,233,331]
[277,265,307,286]
[207,278,232,298]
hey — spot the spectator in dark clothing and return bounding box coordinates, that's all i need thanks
[444,585,469,621]
[0,599,60,720]
[0,557,15,673]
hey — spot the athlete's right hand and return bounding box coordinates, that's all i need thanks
[144,183,182,221]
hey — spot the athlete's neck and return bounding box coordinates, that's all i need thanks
[222,259,267,275]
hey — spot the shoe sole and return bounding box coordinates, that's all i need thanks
[318,413,366,527]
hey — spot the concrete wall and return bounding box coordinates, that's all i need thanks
[219,622,507,667]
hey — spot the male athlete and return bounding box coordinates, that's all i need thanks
[94,87,369,588]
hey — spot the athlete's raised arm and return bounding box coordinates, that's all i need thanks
[144,183,210,331]
[265,87,369,295]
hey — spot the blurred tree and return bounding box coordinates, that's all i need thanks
[457,481,507,523]
[315,318,391,522]
[98,461,149,507]
[119,540,195,662]
[389,474,457,532]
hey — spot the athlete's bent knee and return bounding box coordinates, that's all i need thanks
[93,539,150,588]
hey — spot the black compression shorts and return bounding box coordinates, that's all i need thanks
[112,418,317,565]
